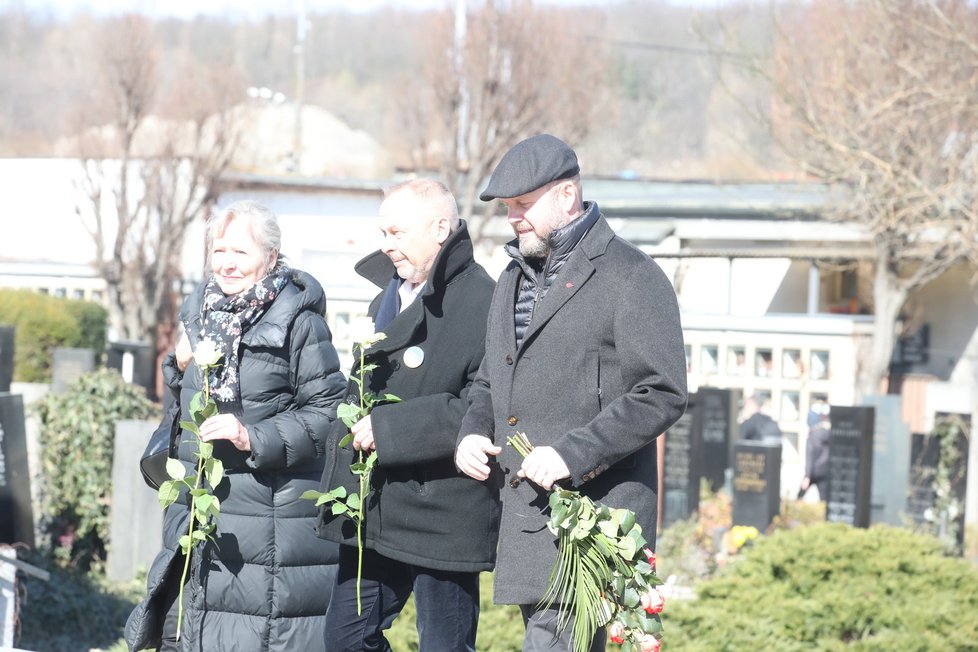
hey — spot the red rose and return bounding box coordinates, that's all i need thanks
[638,633,661,652]
[643,547,657,570]
[641,587,665,615]
[607,621,625,644]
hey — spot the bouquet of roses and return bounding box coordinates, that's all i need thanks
[509,432,665,652]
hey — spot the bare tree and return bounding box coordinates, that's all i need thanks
[760,0,978,396]
[395,0,610,247]
[71,15,243,387]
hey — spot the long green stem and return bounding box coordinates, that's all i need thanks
[175,450,205,641]
[175,366,212,641]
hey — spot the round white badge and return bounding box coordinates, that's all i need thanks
[403,346,425,369]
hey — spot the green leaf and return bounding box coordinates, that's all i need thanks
[158,481,180,508]
[361,363,379,373]
[165,458,186,480]
[190,488,209,497]
[315,494,334,507]
[382,393,401,403]
[329,486,349,499]
[206,458,224,488]
[196,494,214,516]
[300,489,324,501]
[179,420,199,435]
[178,534,192,554]
[207,495,221,518]
[202,397,218,420]
[198,440,214,459]
[620,509,636,535]
[192,529,208,542]
[346,493,361,510]
[618,536,637,560]
[338,433,353,448]
[190,391,204,422]
[331,502,347,516]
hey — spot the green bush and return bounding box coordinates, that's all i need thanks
[34,368,157,569]
[0,288,108,382]
[665,523,978,651]
[16,552,144,652]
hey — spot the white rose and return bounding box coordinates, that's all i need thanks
[193,338,223,368]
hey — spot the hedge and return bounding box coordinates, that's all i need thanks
[0,288,108,382]
[664,522,978,651]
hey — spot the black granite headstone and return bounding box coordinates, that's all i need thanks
[695,387,738,493]
[107,341,156,400]
[731,441,781,532]
[907,413,970,554]
[826,405,875,528]
[0,326,13,392]
[0,393,34,546]
[52,347,95,393]
[662,405,701,528]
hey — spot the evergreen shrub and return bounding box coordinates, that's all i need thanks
[665,522,978,651]
[34,368,157,569]
[0,288,108,382]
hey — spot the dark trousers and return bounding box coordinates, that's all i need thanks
[324,546,479,652]
[519,605,607,652]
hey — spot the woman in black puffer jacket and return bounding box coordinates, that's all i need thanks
[126,200,346,652]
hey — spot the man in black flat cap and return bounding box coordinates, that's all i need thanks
[455,134,688,651]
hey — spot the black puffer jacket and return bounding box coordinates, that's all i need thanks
[126,269,346,652]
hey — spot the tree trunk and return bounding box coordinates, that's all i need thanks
[859,249,907,399]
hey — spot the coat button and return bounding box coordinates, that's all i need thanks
[505,354,513,365]
[507,415,518,426]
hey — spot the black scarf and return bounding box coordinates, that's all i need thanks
[192,265,291,411]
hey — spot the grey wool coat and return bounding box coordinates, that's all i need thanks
[457,205,688,605]
[316,223,500,572]
[126,269,346,652]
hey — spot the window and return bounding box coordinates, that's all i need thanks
[781,391,800,422]
[755,349,773,378]
[727,346,747,376]
[810,351,830,380]
[700,345,718,374]
[782,349,803,378]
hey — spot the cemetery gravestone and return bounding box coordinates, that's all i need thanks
[0,327,13,393]
[662,404,700,528]
[107,341,156,400]
[862,395,910,526]
[731,440,781,532]
[0,393,34,547]
[826,405,875,528]
[907,413,970,554]
[107,420,164,583]
[695,387,737,493]
[51,347,95,393]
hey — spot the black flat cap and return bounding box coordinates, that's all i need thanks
[480,134,580,201]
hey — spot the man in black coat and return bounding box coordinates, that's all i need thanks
[455,135,688,652]
[738,395,783,443]
[317,179,498,652]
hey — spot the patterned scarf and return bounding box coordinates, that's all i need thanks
[192,265,291,410]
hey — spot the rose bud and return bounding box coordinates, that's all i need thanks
[638,633,661,652]
[641,587,665,615]
[643,547,657,570]
[607,621,625,645]
[193,338,223,368]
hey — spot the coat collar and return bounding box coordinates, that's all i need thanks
[502,205,616,352]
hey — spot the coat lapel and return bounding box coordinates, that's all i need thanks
[519,252,594,350]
